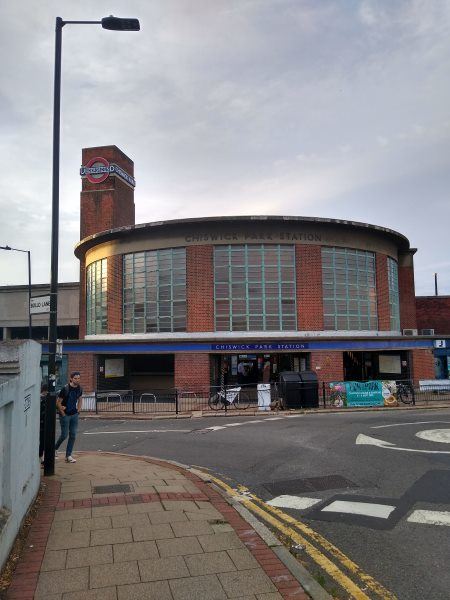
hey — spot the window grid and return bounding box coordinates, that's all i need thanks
[86,259,107,334]
[123,248,186,333]
[387,257,400,331]
[214,244,297,331]
[322,247,378,331]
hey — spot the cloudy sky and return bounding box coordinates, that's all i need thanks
[0,0,449,295]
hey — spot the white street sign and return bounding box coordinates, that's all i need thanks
[30,295,50,314]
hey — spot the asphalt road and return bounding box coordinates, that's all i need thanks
[74,409,450,600]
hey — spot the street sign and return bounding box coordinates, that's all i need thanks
[56,339,63,361]
[30,295,50,314]
[434,340,446,348]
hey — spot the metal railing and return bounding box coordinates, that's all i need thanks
[80,379,450,415]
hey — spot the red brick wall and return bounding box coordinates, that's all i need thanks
[67,353,96,393]
[410,349,435,384]
[376,253,390,330]
[80,145,135,239]
[398,258,417,330]
[416,296,450,335]
[107,255,123,334]
[296,245,324,330]
[186,245,214,332]
[310,352,344,386]
[175,353,210,391]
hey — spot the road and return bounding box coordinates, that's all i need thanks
[74,409,450,600]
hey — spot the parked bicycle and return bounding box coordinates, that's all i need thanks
[208,386,250,410]
[396,381,415,405]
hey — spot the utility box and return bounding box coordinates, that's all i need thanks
[278,372,303,408]
[257,383,271,411]
[299,370,319,408]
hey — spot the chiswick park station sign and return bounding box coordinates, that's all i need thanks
[80,156,136,188]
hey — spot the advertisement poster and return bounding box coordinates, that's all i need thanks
[329,380,398,408]
[104,358,125,378]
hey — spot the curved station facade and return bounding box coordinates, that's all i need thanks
[69,145,435,393]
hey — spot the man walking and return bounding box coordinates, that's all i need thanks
[55,371,83,463]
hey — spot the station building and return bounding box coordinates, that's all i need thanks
[57,144,435,394]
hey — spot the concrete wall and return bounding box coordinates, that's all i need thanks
[0,340,42,571]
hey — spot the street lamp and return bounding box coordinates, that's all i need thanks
[0,245,32,339]
[44,15,140,477]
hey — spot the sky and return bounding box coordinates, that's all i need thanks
[0,0,449,295]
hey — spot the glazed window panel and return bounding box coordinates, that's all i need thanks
[86,258,107,334]
[214,244,297,331]
[388,257,400,331]
[322,247,378,331]
[123,248,186,333]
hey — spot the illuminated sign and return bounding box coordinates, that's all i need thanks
[80,156,136,187]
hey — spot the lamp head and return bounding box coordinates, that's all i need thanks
[0,245,12,250]
[102,16,140,31]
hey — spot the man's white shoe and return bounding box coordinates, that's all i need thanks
[65,455,77,463]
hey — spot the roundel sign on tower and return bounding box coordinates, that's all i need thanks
[81,156,111,184]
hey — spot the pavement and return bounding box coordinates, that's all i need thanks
[6,453,311,600]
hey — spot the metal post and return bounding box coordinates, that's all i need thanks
[175,389,179,415]
[322,381,326,408]
[435,273,438,296]
[27,250,32,339]
[44,17,63,477]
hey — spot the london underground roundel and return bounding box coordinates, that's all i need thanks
[83,157,111,184]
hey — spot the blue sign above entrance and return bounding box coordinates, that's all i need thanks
[212,343,309,351]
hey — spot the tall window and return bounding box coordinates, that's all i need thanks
[123,248,186,333]
[322,247,378,331]
[214,245,297,331]
[387,257,400,331]
[86,259,107,334]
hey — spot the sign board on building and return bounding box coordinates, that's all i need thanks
[434,340,447,348]
[30,295,50,314]
[24,393,31,412]
[105,358,125,378]
[329,380,398,408]
[80,156,136,187]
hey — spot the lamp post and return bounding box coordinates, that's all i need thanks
[0,245,32,339]
[44,15,140,477]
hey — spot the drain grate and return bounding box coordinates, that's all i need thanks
[264,475,357,496]
[93,484,132,494]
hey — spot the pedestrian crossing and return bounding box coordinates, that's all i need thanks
[266,493,450,528]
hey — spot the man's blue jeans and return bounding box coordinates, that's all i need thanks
[55,413,79,457]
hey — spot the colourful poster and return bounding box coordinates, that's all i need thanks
[329,381,398,408]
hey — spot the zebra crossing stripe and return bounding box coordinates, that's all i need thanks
[407,510,450,526]
[267,495,321,510]
[321,500,396,519]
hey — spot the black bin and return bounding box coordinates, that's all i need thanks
[278,372,303,409]
[299,370,319,408]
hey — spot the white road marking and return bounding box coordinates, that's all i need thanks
[407,510,450,527]
[265,417,284,421]
[415,429,450,443]
[371,421,450,429]
[224,422,246,427]
[356,433,450,454]
[83,429,192,435]
[267,495,322,510]
[322,500,396,519]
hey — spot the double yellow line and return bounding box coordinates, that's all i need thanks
[203,472,396,600]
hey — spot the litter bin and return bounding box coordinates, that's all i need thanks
[257,383,271,411]
[299,370,319,408]
[278,372,303,409]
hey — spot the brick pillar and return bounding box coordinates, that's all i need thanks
[107,255,123,334]
[398,251,417,330]
[310,352,344,387]
[80,145,135,239]
[186,245,214,332]
[410,349,435,384]
[376,253,390,330]
[68,352,96,393]
[79,258,87,339]
[296,245,324,330]
[175,353,210,392]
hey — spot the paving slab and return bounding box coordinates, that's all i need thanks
[131,522,174,541]
[41,549,68,572]
[138,555,189,581]
[91,527,133,546]
[63,588,117,600]
[148,510,188,524]
[113,540,158,563]
[171,519,216,537]
[47,530,90,550]
[169,573,227,600]
[127,501,164,514]
[90,560,140,588]
[92,505,129,517]
[156,535,204,557]
[184,550,237,576]
[54,508,92,521]
[72,516,112,531]
[67,544,113,568]
[35,567,89,597]
[111,513,151,529]
[117,580,172,600]
[218,568,277,597]
[198,531,245,552]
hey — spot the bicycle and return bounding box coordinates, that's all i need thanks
[396,381,415,405]
[208,386,250,410]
